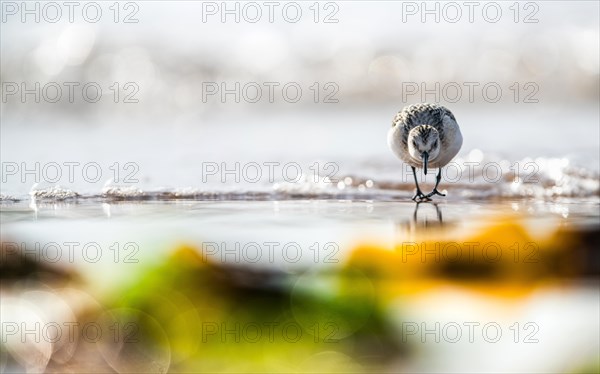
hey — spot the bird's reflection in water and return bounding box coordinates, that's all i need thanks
[413,201,443,228]
[397,202,447,238]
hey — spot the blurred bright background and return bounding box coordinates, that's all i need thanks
[1,1,599,196]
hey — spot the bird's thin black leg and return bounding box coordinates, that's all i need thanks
[411,166,430,201]
[426,168,446,198]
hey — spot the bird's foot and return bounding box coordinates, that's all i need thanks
[425,189,446,198]
[412,190,432,202]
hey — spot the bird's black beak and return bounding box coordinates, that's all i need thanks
[422,151,429,175]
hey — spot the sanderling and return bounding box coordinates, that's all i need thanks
[388,103,463,201]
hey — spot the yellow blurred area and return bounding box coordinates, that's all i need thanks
[346,218,598,298]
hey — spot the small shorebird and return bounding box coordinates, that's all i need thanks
[388,103,463,201]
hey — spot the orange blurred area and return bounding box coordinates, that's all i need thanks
[347,218,599,296]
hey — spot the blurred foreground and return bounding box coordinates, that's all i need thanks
[1,199,599,373]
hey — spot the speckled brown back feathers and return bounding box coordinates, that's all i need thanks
[391,103,456,147]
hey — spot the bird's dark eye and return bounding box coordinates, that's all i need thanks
[433,140,438,147]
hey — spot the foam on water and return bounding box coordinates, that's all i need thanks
[102,184,145,199]
[29,185,80,201]
[3,155,596,203]
[0,194,18,202]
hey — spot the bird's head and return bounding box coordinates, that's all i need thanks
[407,125,440,175]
